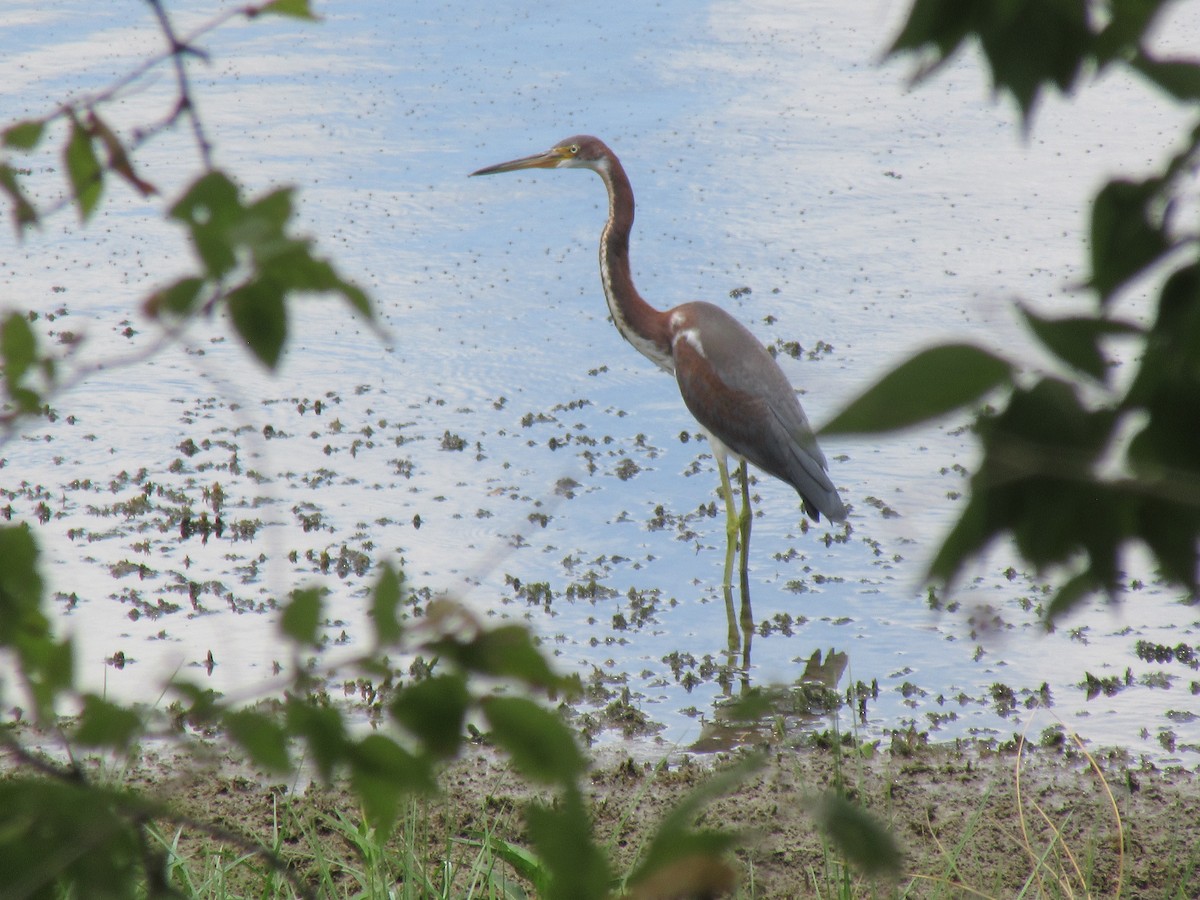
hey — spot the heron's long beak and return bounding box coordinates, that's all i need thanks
[470,146,567,177]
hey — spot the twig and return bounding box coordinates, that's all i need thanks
[9,2,279,225]
[0,729,85,784]
[144,0,214,168]
[49,3,269,127]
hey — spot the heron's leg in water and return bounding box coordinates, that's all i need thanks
[716,452,739,589]
[722,573,754,681]
[737,460,751,581]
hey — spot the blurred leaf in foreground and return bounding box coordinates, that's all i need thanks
[815,791,903,878]
[822,343,1012,435]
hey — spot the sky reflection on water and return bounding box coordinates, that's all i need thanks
[2,0,1198,765]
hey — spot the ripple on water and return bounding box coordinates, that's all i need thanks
[1,0,1197,765]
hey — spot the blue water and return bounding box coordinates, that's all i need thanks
[1,0,1197,765]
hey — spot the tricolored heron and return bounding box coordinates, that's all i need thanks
[471,135,846,584]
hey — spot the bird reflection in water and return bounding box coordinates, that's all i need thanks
[692,635,851,754]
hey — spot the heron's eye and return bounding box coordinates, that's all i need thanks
[569,144,579,155]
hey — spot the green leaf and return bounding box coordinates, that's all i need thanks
[888,0,977,64]
[2,119,45,151]
[228,280,287,369]
[1090,178,1169,302]
[0,524,44,643]
[22,636,75,722]
[276,248,374,319]
[1,311,43,414]
[434,624,569,693]
[1,312,37,392]
[475,834,550,895]
[1130,55,1200,101]
[262,0,320,19]
[369,564,405,645]
[285,697,348,782]
[74,695,143,750]
[291,252,374,320]
[0,781,148,896]
[0,524,70,720]
[0,163,38,230]
[716,685,777,723]
[237,188,294,266]
[390,674,469,758]
[224,708,291,772]
[891,0,1093,122]
[75,696,143,748]
[976,0,1090,120]
[1123,267,1200,477]
[625,854,737,900]
[64,115,103,221]
[814,792,903,877]
[337,279,373,320]
[145,276,206,319]
[928,491,992,585]
[991,377,1114,467]
[524,788,611,900]
[1125,263,1200,400]
[280,586,323,645]
[88,111,156,197]
[643,754,758,848]
[628,755,758,893]
[481,696,586,786]
[1094,2,1171,63]
[348,734,435,834]
[1018,304,1140,380]
[821,344,1012,435]
[170,170,243,278]
[1136,495,1200,592]
[930,377,1122,592]
[171,681,223,724]
[1044,569,1100,623]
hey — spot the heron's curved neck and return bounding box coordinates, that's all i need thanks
[595,156,674,372]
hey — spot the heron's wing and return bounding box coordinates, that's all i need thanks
[671,305,845,522]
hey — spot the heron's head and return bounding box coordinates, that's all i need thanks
[470,135,611,177]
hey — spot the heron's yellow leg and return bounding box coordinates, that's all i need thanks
[716,452,739,588]
[722,583,739,655]
[737,460,752,582]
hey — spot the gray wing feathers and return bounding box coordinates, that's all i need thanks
[767,403,846,522]
[670,304,846,523]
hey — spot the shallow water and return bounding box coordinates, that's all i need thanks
[2,0,1198,765]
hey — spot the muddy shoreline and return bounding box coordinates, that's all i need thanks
[98,735,1196,897]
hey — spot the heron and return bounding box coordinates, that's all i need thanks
[471,135,846,585]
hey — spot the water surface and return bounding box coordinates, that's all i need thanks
[2,0,1198,764]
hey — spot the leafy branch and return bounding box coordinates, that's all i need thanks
[0,0,776,874]
[825,0,1200,621]
[0,0,371,449]
[1,0,314,227]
